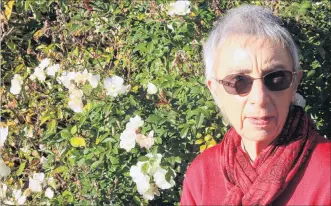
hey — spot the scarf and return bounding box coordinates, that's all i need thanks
[221,105,317,205]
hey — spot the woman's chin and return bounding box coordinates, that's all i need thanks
[241,120,279,142]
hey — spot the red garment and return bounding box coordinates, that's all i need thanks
[180,108,331,205]
[180,135,330,205]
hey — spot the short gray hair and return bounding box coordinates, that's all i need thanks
[203,5,300,80]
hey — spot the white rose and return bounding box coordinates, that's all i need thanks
[147,83,158,95]
[46,64,60,76]
[68,88,84,113]
[135,174,151,195]
[29,172,45,192]
[29,179,42,192]
[104,75,129,97]
[126,115,144,131]
[130,164,151,195]
[295,93,306,108]
[33,66,46,82]
[74,69,89,86]
[45,187,54,199]
[12,189,27,205]
[153,167,175,189]
[136,131,155,149]
[29,74,36,81]
[142,184,156,200]
[88,74,100,88]
[167,1,191,16]
[130,161,151,179]
[47,177,56,188]
[0,184,7,199]
[0,126,9,147]
[0,158,11,178]
[10,74,23,95]
[40,156,47,166]
[68,96,84,113]
[58,71,76,88]
[167,24,174,31]
[39,58,51,69]
[33,172,45,182]
[119,129,136,152]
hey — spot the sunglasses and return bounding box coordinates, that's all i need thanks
[214,70,297,95]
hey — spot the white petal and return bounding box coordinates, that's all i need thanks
[10,75,23,94]
[39,58,51,69]
[167,1,191,16]
[126,115,144,131]
[68,97,84,113]
[153,167,175,189]
[0,126,8,147]
[119,129,136,152]
[0,158,11,177]
[29,178,43,192]
[88,74,100,88]
[46,64,60,76]
[45,187,54,199]
[147,83,158,95]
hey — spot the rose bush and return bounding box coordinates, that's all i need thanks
[0,0,330,205]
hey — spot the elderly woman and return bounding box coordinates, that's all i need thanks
[180,5,330,206]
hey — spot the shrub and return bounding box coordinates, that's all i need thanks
[0,0,330,205]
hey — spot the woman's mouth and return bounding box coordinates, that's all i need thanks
[247,116,274,126]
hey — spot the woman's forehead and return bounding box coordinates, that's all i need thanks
[213,36,293,76]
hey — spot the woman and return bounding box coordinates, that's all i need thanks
[180,5,330,205]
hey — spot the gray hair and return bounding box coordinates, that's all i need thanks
[203,5,300,81]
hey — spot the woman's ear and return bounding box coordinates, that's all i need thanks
[294,71,303,90]
[292,70,303,103]
[207,79,213,91]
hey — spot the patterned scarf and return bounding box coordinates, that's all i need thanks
[221,105,317,205]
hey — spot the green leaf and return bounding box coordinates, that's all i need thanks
[109,156,119,165]
[16,162,26,176]
[62,190,74,203]
[196,112,205,128]
[204,134,212,142]
[70,136,86,148]
[47,119,57,133]
[71,125,77,135]
[138,156,149,162]
[61,130,71,139]
[70,23,80,32]
[91,160,102,169]
[141,162,149,174]
[180,124,189,138]
[53,166,67,174]
[194,139,204,144]
[200,144,207,152]
[307,70,316,78]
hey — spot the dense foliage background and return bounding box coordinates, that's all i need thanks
[0,0,330,205]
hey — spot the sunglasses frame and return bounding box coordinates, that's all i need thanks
[213,70,297,95]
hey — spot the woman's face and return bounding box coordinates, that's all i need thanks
[208,36,300,144]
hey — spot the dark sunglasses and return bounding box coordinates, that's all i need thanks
[214,70,297,95]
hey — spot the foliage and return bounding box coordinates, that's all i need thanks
[0,0,330,205]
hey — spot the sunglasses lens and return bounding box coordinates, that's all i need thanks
[219,70,293,95]
[264,71,293,91]
[223,74,253,94]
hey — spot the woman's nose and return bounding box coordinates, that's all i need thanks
[247,79,270,106]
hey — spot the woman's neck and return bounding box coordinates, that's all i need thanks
[241,139,271,161]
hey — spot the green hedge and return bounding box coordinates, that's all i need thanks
[0,0,330,205]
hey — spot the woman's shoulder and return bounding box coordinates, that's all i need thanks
[186,143,224,174]
[311,134,330,163]
[302,133,331,179]
[181,143,227,205]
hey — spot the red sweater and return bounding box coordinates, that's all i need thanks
[180,135,331,205]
